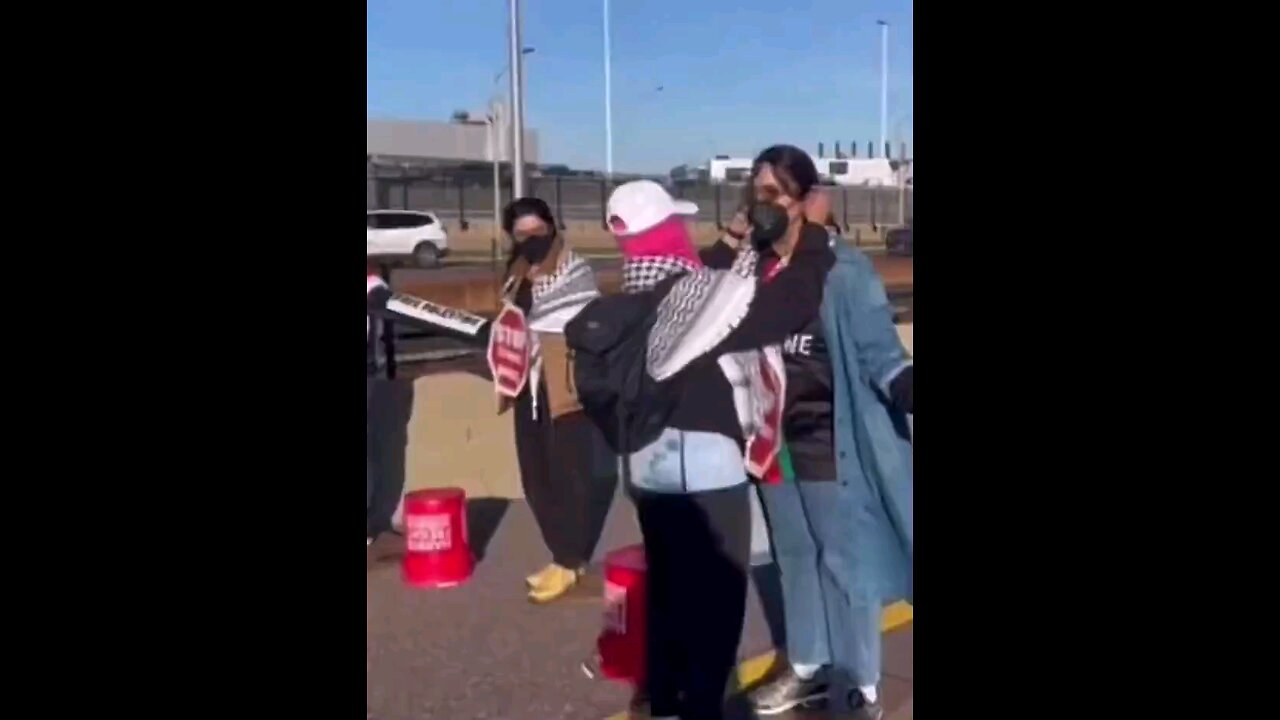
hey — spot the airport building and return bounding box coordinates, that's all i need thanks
[367,115,540,210]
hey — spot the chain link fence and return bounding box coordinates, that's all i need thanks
[368,168,913,230]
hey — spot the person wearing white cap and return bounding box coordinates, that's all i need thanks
[568,180,786,720]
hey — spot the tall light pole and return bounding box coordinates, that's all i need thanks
[603,0,613,178]
[508,0,527,197]
[877,20,889,158]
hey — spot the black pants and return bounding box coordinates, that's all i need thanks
[513,384,617,569]
[635,483,751,720]
[366,377,414,538]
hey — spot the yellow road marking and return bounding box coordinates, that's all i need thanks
[605,601,912,719]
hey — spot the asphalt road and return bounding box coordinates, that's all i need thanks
[366,488,913,720]
[368,257,916,719]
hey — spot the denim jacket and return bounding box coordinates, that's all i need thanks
[820,243,914,605]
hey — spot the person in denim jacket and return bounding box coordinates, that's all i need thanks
[701,145,912,720]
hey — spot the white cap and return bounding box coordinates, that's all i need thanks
[606,180,698,236]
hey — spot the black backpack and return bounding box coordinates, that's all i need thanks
[565,282,683,458]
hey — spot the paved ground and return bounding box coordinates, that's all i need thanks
[367,487,913,720]
[368,258,916,719]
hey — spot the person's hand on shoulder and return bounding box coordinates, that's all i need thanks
[803,188,831,224]
[724,206,750,248]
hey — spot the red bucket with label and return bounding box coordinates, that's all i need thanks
[594,544,647,684]
[401,488,473,589]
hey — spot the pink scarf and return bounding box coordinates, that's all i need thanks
[617,216,701,265]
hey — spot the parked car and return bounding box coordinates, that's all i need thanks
[886,224,912,257]
[366,210,450,268]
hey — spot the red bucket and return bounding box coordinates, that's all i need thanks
[595,544,647,685]
[401,488,473,589]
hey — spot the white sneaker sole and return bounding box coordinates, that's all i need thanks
[753,691,828,716]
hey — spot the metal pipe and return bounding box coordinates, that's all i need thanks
[508,0,526,197]
[878,20,889,156]
[603,0,613,178]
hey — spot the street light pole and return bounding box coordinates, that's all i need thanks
[877,20,889,158]
[603,0,613,178]
[508,0,527,197]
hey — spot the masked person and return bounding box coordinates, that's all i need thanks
[499,197,617,603]
[367,261,415,551]
[697,146,913,720]
[567,180,785,720]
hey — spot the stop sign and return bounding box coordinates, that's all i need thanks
[487,301,531,398]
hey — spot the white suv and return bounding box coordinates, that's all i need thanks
[366,210,450,268]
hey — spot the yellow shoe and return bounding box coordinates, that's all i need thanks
[525,563,559,589]
[528,565,580,603]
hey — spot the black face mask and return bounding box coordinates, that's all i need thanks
[516,231,556,264]
[748,202,791,249]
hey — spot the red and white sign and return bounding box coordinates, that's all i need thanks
[745,352,786,482]
[487,302,531,398]
[603,580,628,635]
[406,513,453,553]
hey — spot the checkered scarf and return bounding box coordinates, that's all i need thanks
[528,250,600,333]
[636,247,785,458]
[646,246,759,381]
[621,256,700,294]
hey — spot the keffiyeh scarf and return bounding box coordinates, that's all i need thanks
[645,247,760,382]
[636,247,785,471]
[621,256,700,294]
[529,250,600,333]
[523,249,601,420]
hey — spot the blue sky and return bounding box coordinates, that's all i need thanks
[368,0,913,174]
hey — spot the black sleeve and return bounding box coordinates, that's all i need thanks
[366,285,392,314]
[888,365,912,414]
[713,260,825,353]
[699,239,737,269]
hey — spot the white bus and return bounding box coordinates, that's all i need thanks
[709,154,905,187]
[821,158,899,187]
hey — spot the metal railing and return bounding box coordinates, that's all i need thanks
[368,170,913,231]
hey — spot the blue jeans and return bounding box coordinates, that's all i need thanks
[625,428,745,494]
[759,480,882,687]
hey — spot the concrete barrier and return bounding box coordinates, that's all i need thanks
[442,220,890,257]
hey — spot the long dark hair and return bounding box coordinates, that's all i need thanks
[501,196,559,275]
[502,196,556,237]
[743,144,820,207]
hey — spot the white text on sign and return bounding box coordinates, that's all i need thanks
[603,580,628,635]
[493,323,527,351]
[406,514,453,553]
